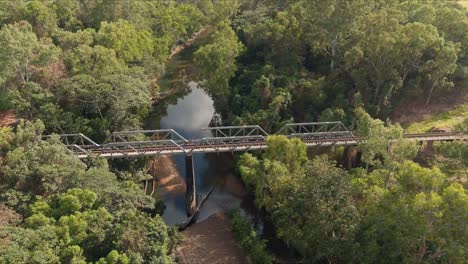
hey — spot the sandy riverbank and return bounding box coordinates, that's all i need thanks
[148,155,186,196]
[175,213,250,264]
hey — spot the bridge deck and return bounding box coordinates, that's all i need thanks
[72,133,466,159]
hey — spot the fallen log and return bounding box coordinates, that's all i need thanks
[178,185,215,231]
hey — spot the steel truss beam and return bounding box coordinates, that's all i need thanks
[106,129,188,143]
[98,129,189,157]
[42,133,100,156]
[47,122,466,159]
[276,121,353,136]
[202,125,269,138]
[42,133,100,148]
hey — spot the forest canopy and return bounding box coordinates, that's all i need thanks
[0,0,466,263]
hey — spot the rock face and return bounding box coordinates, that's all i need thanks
[175,213,250,264]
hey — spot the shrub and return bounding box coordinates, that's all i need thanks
[228,210,272,264]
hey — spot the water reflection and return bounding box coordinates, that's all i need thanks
[157,82,243,225]
[161,82,214,137]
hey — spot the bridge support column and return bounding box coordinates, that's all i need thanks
[185,155,197,216]
[341,146,358,170]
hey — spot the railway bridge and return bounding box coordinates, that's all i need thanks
[45,122,467,216]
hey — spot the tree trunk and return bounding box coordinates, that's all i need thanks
[425,82,436,106]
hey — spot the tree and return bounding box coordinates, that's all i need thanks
[300,0,367,71]
[344,11,457,114]
[21,0,58,37]
[0,21,60,85]
[239,136,359,262]
[0,127,14,154]
[0,120,85,196]
[64,44,125,76]
[96,19,155,63]
[0,126,176,262]
[432,141,468,179]
[355,161,467,263]
[354,107,403,169]
[194,20,244,99]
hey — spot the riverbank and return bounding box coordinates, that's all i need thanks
[168,27,210,60]
[153,27,212,103]
[147,155,185,197]
[175,213,250,264]
[147,23,255,262]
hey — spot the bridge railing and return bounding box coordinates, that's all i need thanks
[47,122,468,158]
[201,125,269,138]
[277,122,354,139]
[187,135,268,153]
[106,129,188,143]
[42,133,100,147]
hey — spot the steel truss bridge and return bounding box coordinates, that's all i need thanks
[45,122,467,159]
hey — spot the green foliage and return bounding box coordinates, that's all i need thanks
[432,141,468,179]
[239,136,359,262]
[355,107,405,168]
[96,250,129,264]
[0,0,221,139]
[224,0,467,127]
[0,21,59,85]
[345,11,457,113]
[55,72,152,137]
[194,20,245,100]
[0,121,178,262]
[97,19,155,63]
[228,210,272,264]
[0,120,85,196]
[354,161,467,263]
[0,127,13,154]
[405,102,468,133]
[240,131,466,262]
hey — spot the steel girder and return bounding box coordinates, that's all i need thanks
[276,122,354,138]
[47,122,467,159]
[202,125,269,138]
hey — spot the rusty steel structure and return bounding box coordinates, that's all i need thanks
[45,122,467,159]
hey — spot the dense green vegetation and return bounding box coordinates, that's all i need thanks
[0,1,239,263]
[202,4,467,260]
[0,121,181,263]
[0,0,467,263]
[195,0,467,130]
[239,115,467,263]
[0,0,239,140]
[228,210,272,264]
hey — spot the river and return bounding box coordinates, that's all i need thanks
[145,29,247,226]
[145,28,300,262]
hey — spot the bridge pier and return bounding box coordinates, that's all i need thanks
[416,140,435,161]
[185,155,197,216]
[341,146,358,170]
